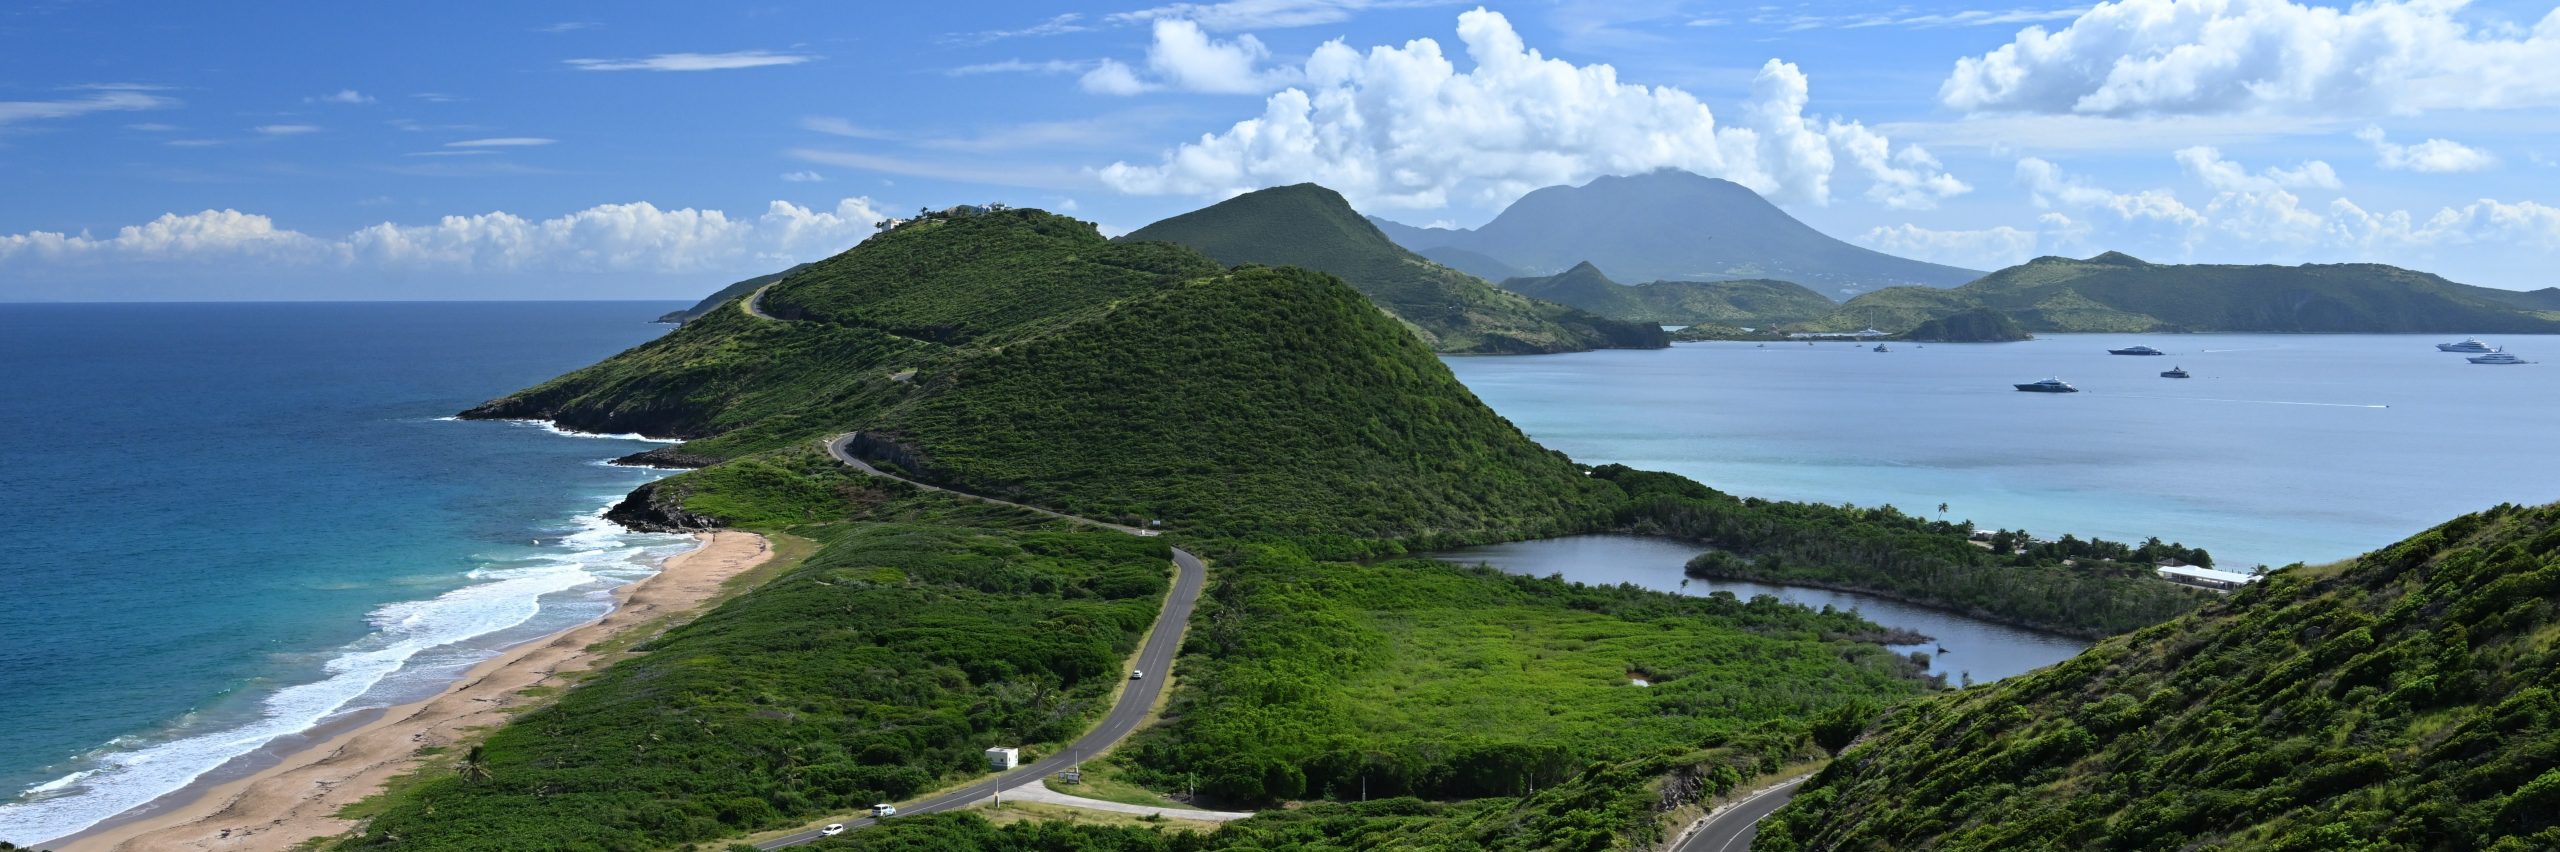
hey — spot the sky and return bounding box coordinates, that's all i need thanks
[3,0,2558,301]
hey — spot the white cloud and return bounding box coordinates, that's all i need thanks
[2019,157,2203,226]
[445,137,556,147]
[1,199,889,276]
[253,124,321,136]
[308,89,374,105]
[565,50,815,72]
[1144,19,1289,94]
[1743,5,2090,31]
[782,170,826,182]
[126,122,177,132]
[1080,59,1154,95]
[949,59,1093,76]
[1862,215,2082,268]
[2173,145,2338,192]
[2355,126,2498,172]
[954,13,1093,44]
[1106,0,1438,31]
[1097,9,1967,211]
[1942,0,2560,116]
[0,91,175,128]
[802,116,896,139]
[535,21,600,33]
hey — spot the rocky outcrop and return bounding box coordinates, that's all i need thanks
[603,482,725,532]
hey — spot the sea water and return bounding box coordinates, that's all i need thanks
[0,302,687,845]
[1443,334,2560,570]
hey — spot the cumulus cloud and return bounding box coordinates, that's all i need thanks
[1097,9,1969,211]
[1862,214,2085,267]
[2355,126,2498,172]
[0,198,888,276]
[2173,146,2339,192]
[566,50,815,72]
[1083,20,1295,95]
[1942,0,2560,116]
[1080,59,1154,95]
[0,90,174,127]
[308,89,374,105]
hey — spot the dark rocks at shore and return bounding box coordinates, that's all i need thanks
[604,482,725,533]
[611,447,719,469]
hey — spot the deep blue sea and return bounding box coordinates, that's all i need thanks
[1443,334,2560,571]
[0,301,688,845]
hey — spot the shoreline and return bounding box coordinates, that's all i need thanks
[44,529,773,852]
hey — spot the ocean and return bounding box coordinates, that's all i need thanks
[1442,334,2560,570]
[0,301,689,845]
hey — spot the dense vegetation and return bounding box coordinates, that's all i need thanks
[467,209,1616,545]
[1761,501,2560,851]
[1898,306,2030,342]
[339,483,1173,851]
[1497,261,1837,327]
[1121,184,1667,354]
[1820,251,2560,334]
[1111,547,1924,807]
[654,262,813,324]
[1592,466,2214,639]
[1366,169,1979,296]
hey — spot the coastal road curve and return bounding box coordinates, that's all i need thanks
[754,437,1203,849]
[1675,777,1805,852]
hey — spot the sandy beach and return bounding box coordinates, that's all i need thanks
[49,530,774,852]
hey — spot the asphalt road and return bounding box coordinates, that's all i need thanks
[1675,777,1805,852]
[754,437,1203,849]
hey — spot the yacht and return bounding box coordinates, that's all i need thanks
[2468,352,2531,365]
[1873,343,1890,352]
[2014,378,2080,393]
[2161,366,2190,378]
[2437,338,2497,353]
[2108,345,2166,356]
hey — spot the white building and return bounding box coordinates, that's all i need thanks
[2157,565,2259,591]
[985,746,1020,771]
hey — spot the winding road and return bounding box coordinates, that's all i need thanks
[752,435,1205,848]
[1674,777,1805,852]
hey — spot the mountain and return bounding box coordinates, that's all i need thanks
[1121,184,1668,354]
[1499,261,1839,327]
[1416,245,1524,283]
[1368,170,1981,297]
[1759,501,2560,851]
[1822,252,2560,334]
[653,263,812,324]
[1898,306,2030,342]
[466,207,1608,541]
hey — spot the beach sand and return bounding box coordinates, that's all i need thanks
[51,530,774,852]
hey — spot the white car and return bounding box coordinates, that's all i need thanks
[871,803,899,818]
[1131,669,1145,680]
[821,823,845,836]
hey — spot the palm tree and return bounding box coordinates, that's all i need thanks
[1937,502,1949,522]
[457,746,492,785]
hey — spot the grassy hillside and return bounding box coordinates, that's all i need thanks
[655,262,813,323]
[1416,245,1524,283]
[1899,306,2031,342]
[1122,184,1667,354]
[1760,501,2560,851]
[1822,252,2560,334]
[466,208,1611,544]
[1498,261,1837,327]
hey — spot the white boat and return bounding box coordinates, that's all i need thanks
[2468,352,2531,365]
[2438,338,2497,353]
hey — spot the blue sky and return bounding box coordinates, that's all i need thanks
[4,0,2557,300]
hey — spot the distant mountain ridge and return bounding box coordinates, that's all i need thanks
[1121,184,1667,354]
[1497,261,1837,327]
[1368,170,1981,298]
[1820,252,2560,334]
[654,263,812,324]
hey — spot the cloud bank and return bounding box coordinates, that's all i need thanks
[1097,8,1968,211]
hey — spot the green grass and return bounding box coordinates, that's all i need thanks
[1500,261,1838,328]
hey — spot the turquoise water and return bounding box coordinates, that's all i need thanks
[1429,535,2088,683]
[0,302,687,845]
[1443,334,2560,570]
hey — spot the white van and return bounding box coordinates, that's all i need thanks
[871,803,898,818]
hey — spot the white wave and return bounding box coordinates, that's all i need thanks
[0,505,691,845]
[494,418,681,444]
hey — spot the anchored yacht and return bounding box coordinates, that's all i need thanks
[2438,338,2497,353]
[2014,378,2080,393]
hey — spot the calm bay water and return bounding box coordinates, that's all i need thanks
[1443,334,2560,570]
[0,301,687,845]
[1430,535,2087,683]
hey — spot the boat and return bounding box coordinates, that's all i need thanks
[2108,345,2166,356]
[2468,352,2531,365]
[2438,337,2497,353]
[1873,344,1890,352]
[2014,378,2080,393]
[2161,366,2190,378]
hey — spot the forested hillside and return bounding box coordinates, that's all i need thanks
[1497,261,1837,327]
[1760,501,2560,851]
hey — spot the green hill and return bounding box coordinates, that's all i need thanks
[1759,501,2560,851]
[1121,184,1667,354]
[1368,170,1981,297]
[1499,261,1837,327]
[1899,306,2030,342]
[1821,252,2560,334]
[1416,245,1525,283]
[653,263,813,323]
[465,208,1607,542]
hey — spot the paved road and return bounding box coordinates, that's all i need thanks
[756,437,1202,849]
[1675,777,1805,852]
[742,283,778,320]
[825,433,1156,536]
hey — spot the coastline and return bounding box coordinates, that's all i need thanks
[45,529,773,852]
